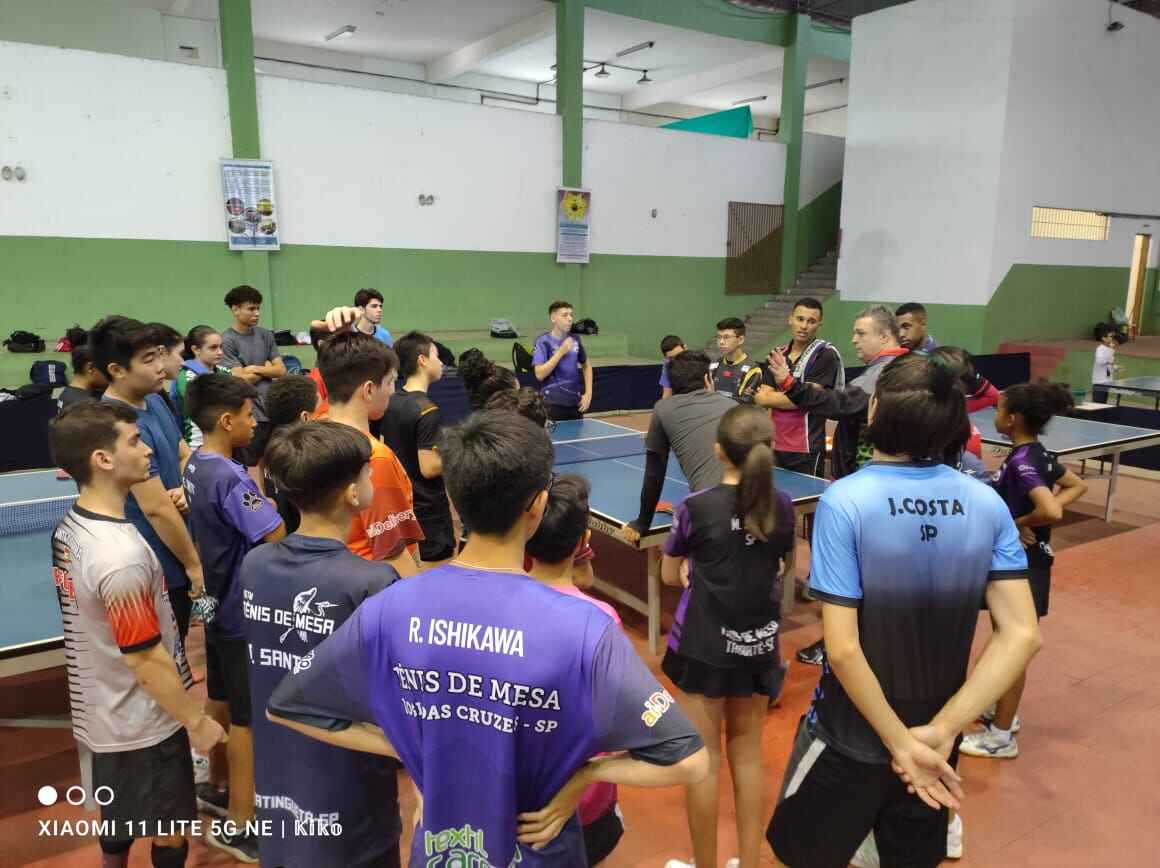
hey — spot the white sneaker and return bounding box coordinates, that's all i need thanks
[960,726,1019,759]
[980,706,1021,733]
[850,833,880,868]
[664,861,694,868]
[192,750,210,785]
[946,814,963,859]
[725,860,740,868]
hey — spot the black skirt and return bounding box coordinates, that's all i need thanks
[662,650,781,699]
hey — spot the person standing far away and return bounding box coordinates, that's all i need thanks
[353,287,393,347]
[659,335,687,401]
[533,300,594,422]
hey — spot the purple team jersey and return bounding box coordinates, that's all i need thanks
[269,564,701,867]
[183,450,282,640]
[533,332,587,408]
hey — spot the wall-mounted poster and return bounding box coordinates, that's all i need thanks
[221,159,280,250]
[556,187,591,264]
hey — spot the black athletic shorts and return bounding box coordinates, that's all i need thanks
[168,586,192,642]
[79,728,197,842]
[418,515,457,563]
[206,638,252,726]
[1028,565,1050,618]
[662,650,779,699]
[547,404,583,422]
[767,717,960,868]
[583,803,625,866]
[236,421,273,468]
[776,449,825,478]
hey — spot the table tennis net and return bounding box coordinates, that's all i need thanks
[552,432,647,466]
[0,495,76,537]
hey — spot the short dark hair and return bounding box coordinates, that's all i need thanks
[89,315,160,378]
[186,373,258,434]
[792,297,824,316]
[317,331,398,404]
[65,326,94,375]
[264,420,372,513]
[716,317,746,336]
[660,335,684,354]
[548,300,573,315]
[50,401,138,486]
[668,350,711,395]
[224,285,262,308]
[894,302,927,321]
[308,325,332,352]
[1003,380,1074,436]
[485,387,548,428]
[265,375,319,427]
[147,322,182,350]
[354,288,383,308]
[525,475,590,564]
[395,331,435,379]
[864,353,969,461]
[930,346,980,395]
[856,305,900,341]
[441,410,553,535]
[183,325,219,361]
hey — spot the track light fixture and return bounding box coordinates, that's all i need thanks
[638,70,652,85]
[595,64,610,78]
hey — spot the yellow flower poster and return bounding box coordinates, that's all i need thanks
[556,187,591,264]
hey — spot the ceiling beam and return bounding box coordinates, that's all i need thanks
[622,49,783,112]
[425,8,556,83]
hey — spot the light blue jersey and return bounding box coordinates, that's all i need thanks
[806,461,1027,763]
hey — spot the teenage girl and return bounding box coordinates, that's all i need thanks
[662,405,795,868]
[960,381,1087,759]
[176,325,227,447]
[57,326,108,410]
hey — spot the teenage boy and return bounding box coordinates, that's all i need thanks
[317,330,423,577]
[93,316,204,641]
[659,335,686,401]
[48,402,226,868]
[623,351,734,545]
[182,374,286,862]
[266,410,709,867]
[353,287,393,346]
[895,302,938,353]
[534,300,593,421]
[243,420,404,868]
[755,298,844,477]
[1091,325,1121,403]
[709,317,765,402]
[381,331,456,566]
[263,375,322,533]
[221,285,286,479]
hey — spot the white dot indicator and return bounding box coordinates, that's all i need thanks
[37,786,58,806]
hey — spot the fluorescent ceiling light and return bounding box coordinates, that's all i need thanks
[805,76,846,91]
[732,95,767,105]
[616,40,655,58]
[325,25,357,41]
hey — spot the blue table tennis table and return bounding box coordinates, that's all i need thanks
[1107,376,1160,410]
[552,419,829,654]
[971,407,1160,522]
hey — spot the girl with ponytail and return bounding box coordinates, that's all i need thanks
[960,380,1086,761]
[57,325,108,410]
[660,405,795,868]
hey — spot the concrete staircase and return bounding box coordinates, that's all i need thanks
[709,250,839,356]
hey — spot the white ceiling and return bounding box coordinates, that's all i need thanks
[133,0,848,123]
[249,0,553,64]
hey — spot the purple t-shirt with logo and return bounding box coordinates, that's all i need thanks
[269,565,701,867]
[533,332,587,408]
[183,450,282,640]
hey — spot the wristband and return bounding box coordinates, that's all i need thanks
[780,375,794,391]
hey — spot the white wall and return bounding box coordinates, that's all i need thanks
[837,0,1015,305]
[987,0,1160,290]
[0,41,231,242]
[257,75,562,252]
[584,119,785,257]
[804,108,847,138]
[800,132,845,204]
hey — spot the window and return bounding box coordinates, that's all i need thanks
[1030,207,1109,241]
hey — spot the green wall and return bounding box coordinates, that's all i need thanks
[0,235,752,367]
[795,181,842,281]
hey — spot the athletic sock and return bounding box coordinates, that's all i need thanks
[990,724,1013,742]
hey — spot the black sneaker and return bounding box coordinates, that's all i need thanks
[195,782,229,819]
[796,638,825,666]
[205,827,259,863]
